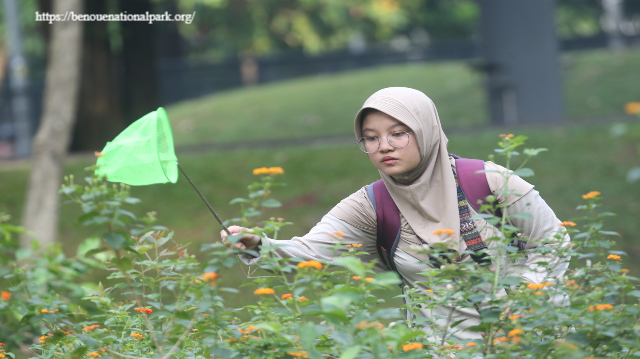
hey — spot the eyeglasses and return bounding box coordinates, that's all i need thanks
[356,130,413,154]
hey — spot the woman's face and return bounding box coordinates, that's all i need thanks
[361,111,421,177]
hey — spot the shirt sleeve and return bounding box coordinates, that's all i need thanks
[505,189,571,306]
[238,213,387,273]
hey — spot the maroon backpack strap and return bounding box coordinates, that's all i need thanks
[454,157,498,216]
[367,180,401,272]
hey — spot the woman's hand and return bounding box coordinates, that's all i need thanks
[220,225,261,251]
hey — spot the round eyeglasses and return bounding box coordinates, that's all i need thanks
[356,130,413,154]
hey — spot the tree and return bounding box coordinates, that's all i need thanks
[21,0,83,249]
[176,0,422,85]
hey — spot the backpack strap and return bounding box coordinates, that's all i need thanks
[450,154,502,219]
[367,180,401,272]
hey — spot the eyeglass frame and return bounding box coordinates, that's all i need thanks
[355,130,414,154]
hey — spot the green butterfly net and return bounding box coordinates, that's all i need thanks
[96,107,178,185]
[95,107,229,234]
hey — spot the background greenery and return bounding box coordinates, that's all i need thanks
[1,47,639,308]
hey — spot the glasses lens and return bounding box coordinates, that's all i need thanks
[388,131,410,149]
[357,137,379,153]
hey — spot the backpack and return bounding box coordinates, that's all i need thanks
[366,155,524,272]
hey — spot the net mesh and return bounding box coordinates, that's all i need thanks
[95,107,178,185]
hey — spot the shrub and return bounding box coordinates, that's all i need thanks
[0,135,638,359]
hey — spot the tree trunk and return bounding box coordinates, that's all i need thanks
[70,0,124,151]
[20,0,83,249]
[119,0,159,123]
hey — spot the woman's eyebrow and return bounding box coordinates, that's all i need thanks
[362,123,408,133]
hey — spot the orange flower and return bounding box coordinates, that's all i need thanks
[607,254,621,261]
[87,353,101,358]
[268,167,284,176]
[534,291,545,296]
[442,344,463,350]
[560,221,576,227]
[527,283,544,290]
[402,343,424,351]
[509,328,523,337]
[135,307,153,314]
[254,288,275,295]
[252,167,269,175]
[0,291,10,301]
[493,336,508,343]
[286,351,308,358]
[621,269,629,274]
[349,243,363,248]
[499,134,515,138]
[352,276,361,280]
[509,314,521,321]
[425,289,432,293]
[582,191,601,199]
[625,101,640,115]
[356,321,369,329]
[82,324,101,331]
[433,229,455,236]
[202,272,219,286]
[466,342,478,347]
[365,277,374,282]
[130,333,143,340]
[595,304,614,311]
[94,151,104,157]
[297,260,323,270]
[511,337,522,344]
[281,293,293,300]
[299,297,309,302]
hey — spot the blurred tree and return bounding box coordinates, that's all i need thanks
[21,0,83,248]
[556,0,603,38]
[405,0,479,40]
[175,0,422,85]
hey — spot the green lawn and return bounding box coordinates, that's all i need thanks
[1,47,640,309]
[164,47,640,148]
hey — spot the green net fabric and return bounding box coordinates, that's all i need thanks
[95,107,178,185]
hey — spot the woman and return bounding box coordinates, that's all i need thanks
[221,87,569,340]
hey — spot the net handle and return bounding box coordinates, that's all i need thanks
[177,162,231,235]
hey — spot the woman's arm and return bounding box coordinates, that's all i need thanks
[232,214,385,271]
[505,189,571,286]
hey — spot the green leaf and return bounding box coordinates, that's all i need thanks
[78,334,98,348]
[124,197,141,204]
[261,199,282,208]
[398,330,425,344]
[628,290,640,299]
[77,237,102,257]
[229,197,250,205]
[104,232,126,250]
[334,257,365,277]
[523,148,548,156]
[124,246,143,259]
[339,345,361,359]
[513,168,534,177]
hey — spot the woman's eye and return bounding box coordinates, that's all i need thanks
[365,137,378,142]
[391,131,405,137]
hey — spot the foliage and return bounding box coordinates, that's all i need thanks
[0,137,639,359]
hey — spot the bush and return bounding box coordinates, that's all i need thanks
[0,135,638,359]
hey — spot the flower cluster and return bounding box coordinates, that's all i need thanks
[0,291,9,300]
[433,228,455,236]
[589,304,614,311]
[82,324,101,331]
[499,134,515,138]
[607,254,621,261]
[40,309,59,313]
[625,101,640,115]
[402,343,424,351]
[254,288,275,295]
[202,272,219,285]
[296,260,323,270]
[135,307,153,314]
[560,221,576,227]
[252,167,284,176]
[582,191,601,199]
[130,333,143,340]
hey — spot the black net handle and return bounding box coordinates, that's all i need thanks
[177,162,231,235]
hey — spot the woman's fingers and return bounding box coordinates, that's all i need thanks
[220,226,258,250]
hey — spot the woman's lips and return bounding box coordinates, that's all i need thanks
[382,156,398,164]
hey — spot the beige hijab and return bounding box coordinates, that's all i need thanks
[353,87,465,252]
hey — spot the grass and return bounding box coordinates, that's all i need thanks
[164,47,640,148]
[1,47,640,309]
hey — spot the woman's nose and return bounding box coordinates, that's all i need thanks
[378,137,394,152]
